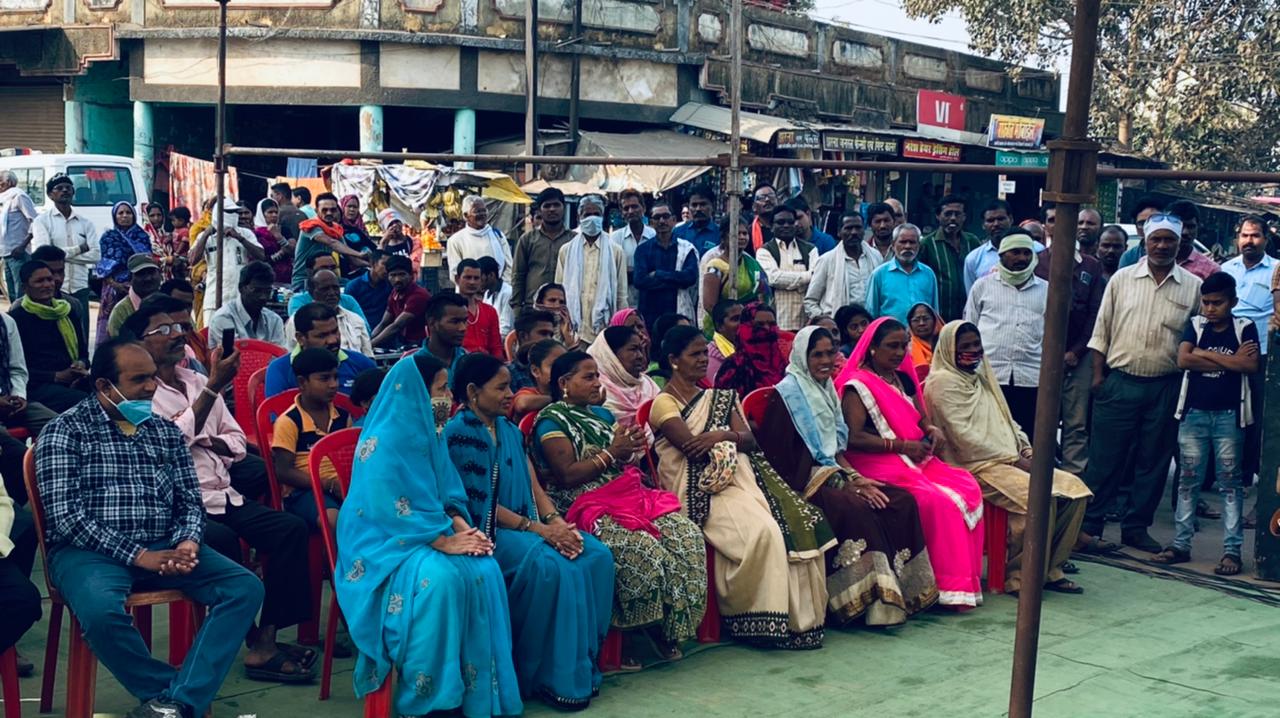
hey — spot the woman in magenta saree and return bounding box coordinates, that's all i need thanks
[835,317,984,607]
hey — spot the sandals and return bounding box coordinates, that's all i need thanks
[276,642,318,669]
[1074,536,1120,555]
[1215,554,1242,576]
[244,651,316,684]
[1044,578,1084,594]
[1061,561,1080,575]
[1149,547,1190,565]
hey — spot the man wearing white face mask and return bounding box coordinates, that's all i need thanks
[555,196,628,346]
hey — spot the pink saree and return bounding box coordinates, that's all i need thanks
[835,317,985,606]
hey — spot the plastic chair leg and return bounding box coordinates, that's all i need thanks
[298,537,326,645]
[364,674,393,718]
[319,592,341,700]
[1,647,20,718]
[65,615,97,718]
[133,604,153,651]
[168,601,194,667]
[697,547,721,644]
[39,602,62,714]
[984,501,1008,594]
[598,628,622,672]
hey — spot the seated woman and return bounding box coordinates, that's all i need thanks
[714,303,787,399]
[906,302,942,378]
[651,325,832,648]
[510,338,565,424]
[610,308,650,357]
[533,283,580,350]
[806,315,845,374]
[757,326,938,625]
[533,352,707,661]
[444,354,614,709]
[9,260,90,412]
[334,354,523,717]
[646,312,691,387]
[587,325,660,438]
[833,303,872,359]
[836,318,985,608]
[923,321,1092,595]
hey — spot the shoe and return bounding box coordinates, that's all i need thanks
[15,651,33,678]
[1195,500,1221,520]
[125,698,193,718]
[1121,531,1162,553]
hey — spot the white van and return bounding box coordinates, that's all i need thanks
[0,151,148,234]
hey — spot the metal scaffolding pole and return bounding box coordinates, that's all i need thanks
[213,0,229,310]
[524,0,539,181]
[726,0,743,281]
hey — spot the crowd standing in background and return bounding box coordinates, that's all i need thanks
[2,173,1280,718]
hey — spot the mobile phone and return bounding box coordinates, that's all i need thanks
[221,328,236,353]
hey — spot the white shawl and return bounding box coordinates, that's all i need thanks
[563,233,618,334]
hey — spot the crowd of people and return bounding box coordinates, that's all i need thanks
[0,167,1275,718]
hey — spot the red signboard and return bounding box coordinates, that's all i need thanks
[902,139,962,162]
[917,89,967,132]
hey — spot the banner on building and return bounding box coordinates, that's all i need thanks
[902,139,961,163]
[987,114,1046,149]
[917,89,966,132]
[775,129,821,150]
[822,132,898,155]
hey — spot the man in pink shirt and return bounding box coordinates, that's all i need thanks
[122,296,318,685]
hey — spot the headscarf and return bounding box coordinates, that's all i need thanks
[586,331,660,437]
[714,302,787,398]
[774,326,847,466]
[253,197,277,229]
[609,308,639,328]
[833,316,923,410]
[907,302,942,370]
[377,208,403,233]
[334,356,471,692]
[997,233,1038,286]
[339,194,371,245]
[95,201,153,281]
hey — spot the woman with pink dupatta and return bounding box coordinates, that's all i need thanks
[835,316,985,607]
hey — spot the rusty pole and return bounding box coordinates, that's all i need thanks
[524,0,539,181]
[568,0,582,155]
[213,0,229,310]
[1008,0,1102,716]
[726,0,743,280]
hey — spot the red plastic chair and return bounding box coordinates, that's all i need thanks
[5,427,28,443]
[245,367,267,440]
[633,399,659,476]
[504,331,519,362]
[1,646,19,718]
[518,412,537,438]
[777,330,796,362]
[231,339,286,447]
[984,501,1008,594]
[23,450,200,718]
[308,428,361,700]
[915,364,930,384]
[742,387,772,429]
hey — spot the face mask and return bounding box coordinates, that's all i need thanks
[105,383,153,426]
[998,253,1038,286]
[579,216,604,237]
[431,396,452,433]
[957,349,984,372]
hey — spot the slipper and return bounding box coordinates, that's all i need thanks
[1062,561,1080,575]
[244,651,316,684]
[1214,554,1242,576]
[1044,578,1084,594]
[276,642,318,669]
[1074,536,1120,555]
[1149,547,1190,565]
[15,652,33,678]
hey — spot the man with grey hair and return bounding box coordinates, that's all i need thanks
[0,170,37,300]
[865,222,939,324]
[446,194,512,290]
[555,195,627,346]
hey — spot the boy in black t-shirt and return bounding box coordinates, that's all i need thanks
[1154,272,1259,575]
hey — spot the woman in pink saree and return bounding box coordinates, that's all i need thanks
[835,316,984,607]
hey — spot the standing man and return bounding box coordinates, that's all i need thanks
[454,259,504,358]
[1083,215,1202,552]
[918,194,982,321]
[963,199,1044,292]
[370,255,430,349]
[555,196,627,346]
[0,170,36,300]
[30,173,98,341]
[611,189,655,307]
[1076,208,1103,257]
[633,199,699,328]
[1117,196,1174,269]
[865,223,939,324]
[1222,215,1276,482]
[35,337,264,718]
[672,184,720,254]
[805,211,881,320]
[863,202,896,261]
[511,188,573,312]
[207,262,286,351]
[755,205,817,331]
[790,198,836,254]
[291,193,367,291]
[884,198,906,228]
[107,254,164,338]
[964,232,1048,440]
[269,182,304,241]
[749,182,777,252]
[1097,226,1127,281]
[478,255,514,339]
[447,195,512,289]
[292,187,316,219]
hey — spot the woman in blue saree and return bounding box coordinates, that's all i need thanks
[334,354,523,717]
[445,353,614,710]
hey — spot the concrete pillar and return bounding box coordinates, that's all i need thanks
[132,100,155,198]
[359,105,383,154]
[453,108,476,169]
[64,100,85,154]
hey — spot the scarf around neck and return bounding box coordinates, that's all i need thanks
[456,223,508,276]
[300,217,345,241]
[562,233,617,334]
[586,331,660,437]
[21,295,78,362]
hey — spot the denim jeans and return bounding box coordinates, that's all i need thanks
[1174,409,1245,555]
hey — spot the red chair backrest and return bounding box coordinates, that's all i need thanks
[915,364,930,384]
[232,340,286,437]
[504,331,519,362]
[636,398,654,431]
[245,367,267,438]
[777,331,795,362]
[333,393,366,420]
[256,389,301,509]
[742,387,773,429]
[308,427,361,573]
[518,411,537,437]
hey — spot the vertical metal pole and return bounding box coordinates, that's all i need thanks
[524,0,539,181]
[726,0,743,280]
[213,0,229,310]
[568,0,582,155]
[1008,1,1102,716]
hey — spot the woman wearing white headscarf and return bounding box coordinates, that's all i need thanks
[756,325,938,625]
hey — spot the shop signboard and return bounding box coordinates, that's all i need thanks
[917,89,967,133]
[995,150,1050,168]
[821,131,898,155]
[987,114,1046,149]
[902,138,961,162]
[775,129,821,150]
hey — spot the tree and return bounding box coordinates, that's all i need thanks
[902,0,1280,172]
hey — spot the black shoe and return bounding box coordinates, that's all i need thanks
[1195,500,1221,520]
[1121,531,1162,553]
[125,698,193,718]
[15,651,33,678]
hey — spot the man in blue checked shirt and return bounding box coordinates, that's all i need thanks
[35,337,263,718]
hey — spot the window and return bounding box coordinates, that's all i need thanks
[11,168,45,208]
[66,165,137,207]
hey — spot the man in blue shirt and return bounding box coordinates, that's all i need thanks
[287,253,370,329]
[672,183,720,254]
[265,303,375,397]
[865,223,939,324]
[633,199,700,329]
[344,250,392,324]
[788,198,836,254]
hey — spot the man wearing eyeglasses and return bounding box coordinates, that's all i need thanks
[749,182,778,253]
[633,199,699,332]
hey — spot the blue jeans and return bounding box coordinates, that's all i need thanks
[48,542,264,713]
[1174,409,1245,555]
[4,250,27,300]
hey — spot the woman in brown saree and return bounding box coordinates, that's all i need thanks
[757,326,938,625]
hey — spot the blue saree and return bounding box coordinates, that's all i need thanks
[334,357,523,717]
[444,409,613,708]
